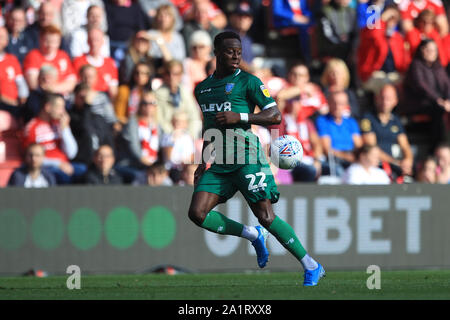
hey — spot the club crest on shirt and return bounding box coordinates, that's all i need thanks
[260,85,271,98]
[225,83,235,94]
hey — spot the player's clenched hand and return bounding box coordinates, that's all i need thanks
[194,163,206,187]
[215,111,241,126]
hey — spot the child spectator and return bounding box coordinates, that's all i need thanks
[162,110,195,175]
[343,144,391,184]
[415,156,438,183]
[435,143,450,183]
[7,143,57,188]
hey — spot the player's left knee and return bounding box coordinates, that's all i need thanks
[256,211,275,229]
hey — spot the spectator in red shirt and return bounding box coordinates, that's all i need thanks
[0,26,29,109]
[23,92,86,184]
[405,9,449,68]
[23,25,77,95]
[73,28,119,99]
[357,6,409,94]
[398,0,448,37]
[277,62,328,119]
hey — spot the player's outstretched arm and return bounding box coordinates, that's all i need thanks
[215,106,282,127]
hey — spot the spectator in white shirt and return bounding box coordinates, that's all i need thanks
[343,144,391,185]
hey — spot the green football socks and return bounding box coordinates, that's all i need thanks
[268,216,307,261]
[200,210,244,236]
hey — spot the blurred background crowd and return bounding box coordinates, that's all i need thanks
[0,0,449,187]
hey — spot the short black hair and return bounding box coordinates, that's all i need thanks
[214,31,241,50]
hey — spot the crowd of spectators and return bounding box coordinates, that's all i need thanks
[0,0,449,188]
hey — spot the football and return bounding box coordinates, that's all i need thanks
[270,135,303,169]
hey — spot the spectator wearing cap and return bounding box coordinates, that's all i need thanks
[68,4,110,59]
[182,30,213,93]
[23,25,76,95]
[225,2,255,70]
[73,28,119,100]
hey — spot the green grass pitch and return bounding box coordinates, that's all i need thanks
[1,270,449,300]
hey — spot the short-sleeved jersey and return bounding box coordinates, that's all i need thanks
[0,53,23,100]
[23,49,75,82]
[73,55,118,93]
[194,68,277,173]
[360,112,405,157]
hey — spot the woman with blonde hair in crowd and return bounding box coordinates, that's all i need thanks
[148,4,186,63]
[320,58,360,118]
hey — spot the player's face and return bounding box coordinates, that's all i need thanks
[216,38,242,73]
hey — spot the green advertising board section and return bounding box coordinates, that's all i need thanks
[0,185,449,275]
